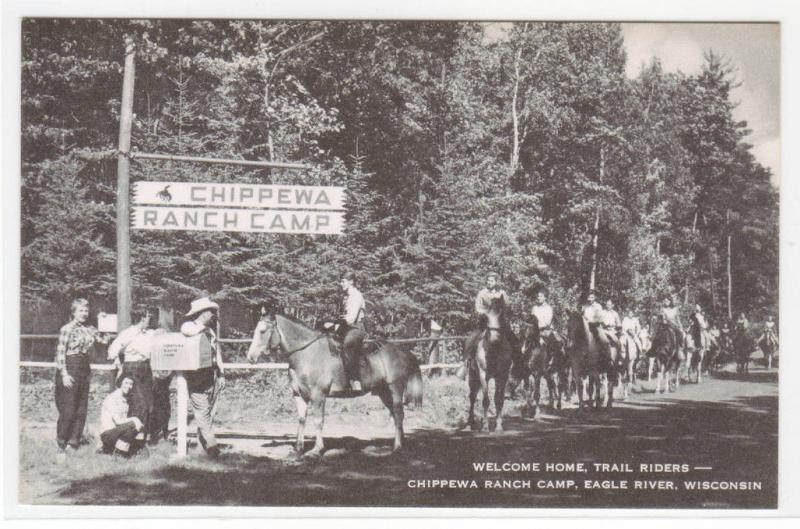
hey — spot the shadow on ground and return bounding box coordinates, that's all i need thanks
[54,390,777,509]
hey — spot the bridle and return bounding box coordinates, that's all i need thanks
[257,317,328,358]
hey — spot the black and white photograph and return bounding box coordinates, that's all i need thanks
[5,6,787,514]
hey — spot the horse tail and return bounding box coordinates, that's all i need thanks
[405,361,424,408]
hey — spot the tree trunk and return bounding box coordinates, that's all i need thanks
[685,211,698,305]
[727,232,733,320]
[589,148,605,291]
[707,247,716,313]
[510,45,522,174]
[726,209,733,320]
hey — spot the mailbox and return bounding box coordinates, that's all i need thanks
[150,333,213,371]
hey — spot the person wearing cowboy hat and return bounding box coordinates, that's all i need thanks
[180,296,225,458]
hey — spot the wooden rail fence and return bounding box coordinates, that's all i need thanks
[19,334,468,371]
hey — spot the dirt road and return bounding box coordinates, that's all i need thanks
[21,365,777,509]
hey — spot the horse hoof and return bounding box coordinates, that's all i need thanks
[304,449,323,460]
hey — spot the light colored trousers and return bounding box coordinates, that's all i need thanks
[189,376,223,449]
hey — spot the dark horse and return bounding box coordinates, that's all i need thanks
[464,297,514,431]
[247,312,423,455]
[520,319,568,417]
[733,323,757,375]
[565,313,616,409]
[649,318,684,393]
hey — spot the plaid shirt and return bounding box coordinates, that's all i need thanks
[55,321,99,374]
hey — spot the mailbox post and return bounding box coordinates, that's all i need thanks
[176,373,188,458]
[150,332,214,458]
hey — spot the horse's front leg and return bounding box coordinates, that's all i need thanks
[494,375,507,432]
[306,396,327,458]
[293,394,308,454]
[468,370,480,430]
[697,350,704,382]
[656,363,663,394]
[533,373,542,417]
[480,371,490,432]
[545,373,557,410]
[390,387,405,451]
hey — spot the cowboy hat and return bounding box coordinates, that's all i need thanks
[186,297,219,317]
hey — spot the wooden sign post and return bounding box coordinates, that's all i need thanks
[175,373,188,458]
[116,36,136,331]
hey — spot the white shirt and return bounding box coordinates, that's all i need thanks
[531,303,554,329]
[430,319,442,332]
[108,325,154,362]
[601,309,621,328]
[99,389,130,433]
[582,302,603,323]
[621,316,640,335]
[343,286,366,326]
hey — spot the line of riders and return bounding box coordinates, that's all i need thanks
[332,271,778,398]
[55,270,777,459]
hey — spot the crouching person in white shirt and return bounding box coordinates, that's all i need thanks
[98,375,143,457]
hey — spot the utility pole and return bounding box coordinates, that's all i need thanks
[116,36,136,330]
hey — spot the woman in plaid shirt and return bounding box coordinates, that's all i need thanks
[54,298,108,452]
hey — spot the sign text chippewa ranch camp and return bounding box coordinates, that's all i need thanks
[132,181,346,235]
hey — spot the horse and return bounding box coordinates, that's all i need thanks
[464,297,514,432]
[618,330,641,399]
[715,328,733,369]
[649,318,684,393]
[247,311,423,455]
[565,313,615,410]
[688,321,711,383]
[733,324,756,375]
[519,319,568,418]
[758,332,778,370]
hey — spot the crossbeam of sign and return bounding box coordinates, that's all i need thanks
[132,181,346,235]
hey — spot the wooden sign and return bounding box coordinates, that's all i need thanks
[132,206,344,234]
[150,333,214,371]
[133,181,346,211]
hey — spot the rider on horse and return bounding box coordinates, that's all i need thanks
[531,289,558,343]
[690,304,711,351]
[660,297,685,340]
[475,272,507,325]
[339,272,366,391]
[762,314,778,347]
[579,290,611,352]
[599,299,621,349]
[530,288,561,360]
[621,306,643,355]
[464,271,519,371]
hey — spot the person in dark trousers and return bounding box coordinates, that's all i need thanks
[98,375,144,457]
[107,308,156,444]
[149,371,174,444]
[339,272,366,391]
[54,298,109,453]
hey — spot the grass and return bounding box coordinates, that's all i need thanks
[19,365,530,504]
